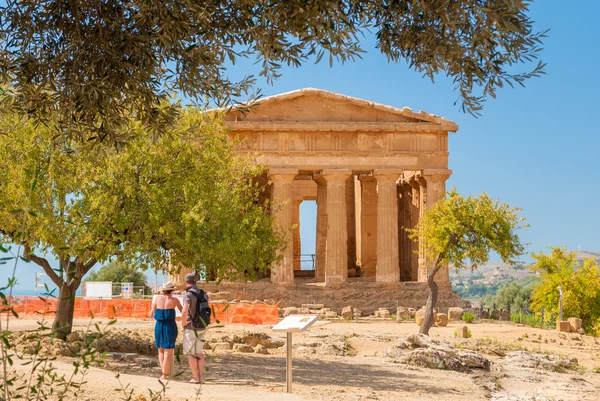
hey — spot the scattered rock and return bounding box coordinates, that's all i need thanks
[415,309,425,326]
[341,306,354,320]
[283,307,298,317]
[233,344,254,353]
[66,332,82,344]
[567,317,583,332]
[490,310,501,320]
[255,344,269,355]
[435,313,448,327]
[447,307,464,321]
[396,307,412,320]
[374,309,390,319]
[500,310,510,321]
[402,348,490,372]
[353,308,362,318]
[457,326,469,339]
[211,342,233,352]
[297,346,316,354]
[242,332,284,349]
[556,321,571,332]
[405,333,436,348]
[503,351,578,373]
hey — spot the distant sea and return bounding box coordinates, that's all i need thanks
[5,287,81,296]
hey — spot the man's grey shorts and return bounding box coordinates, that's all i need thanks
[183,329,206,355]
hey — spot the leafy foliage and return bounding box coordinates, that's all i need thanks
[410,188,526,334]
[494,280,532,311]
[0,107,284,337]
[462,312,476,323]
[412,189,526,270]
[529,247,600,335]
[85,262,152,296]
[0,0,547,143]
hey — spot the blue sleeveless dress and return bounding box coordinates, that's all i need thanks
[154,309,178,349]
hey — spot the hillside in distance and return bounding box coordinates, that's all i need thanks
[450,249,599,299]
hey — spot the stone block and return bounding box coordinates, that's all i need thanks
[297,307,310,314]
[435,313,448,327]
[341,306,354,320]
[375,309,390,319]
[233,344,254,353]
[415,309,425,326]
[211,342,233,352]
[255,344,269,354]
[353,308,362,318]
[457,326,469,338]
[283,307,298,317]
[556,321,571,332]
[302,304,324,309]
[325,311,338,319]
[501,310,511,321]
[396,307,411,320]
[490,310,501,320]
[447,307,464,321]
[66,332,82,344]
[567,317,583,332]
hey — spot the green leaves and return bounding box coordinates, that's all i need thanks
[0,0,546,144]
[410,188,526,270]
[529,247,600,334]
[0,107,282,286]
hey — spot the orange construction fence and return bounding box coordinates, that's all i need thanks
[7,297,279,325]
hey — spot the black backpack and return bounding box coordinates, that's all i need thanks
[187,288,211,329]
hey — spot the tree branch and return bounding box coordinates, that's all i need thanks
[23,244,63,287]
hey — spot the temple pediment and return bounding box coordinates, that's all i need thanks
[224,88,457,132]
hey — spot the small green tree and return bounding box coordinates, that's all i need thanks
[410,189,526,335]
[494,280,533,312]
[529,247,600,334]
[0,108,284,339]
[85,262,152,296]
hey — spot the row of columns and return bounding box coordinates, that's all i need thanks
[269,167,451,288]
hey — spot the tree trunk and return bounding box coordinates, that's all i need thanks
[419,234,456,336]
[419,265,441,335]
[52,281,79,340]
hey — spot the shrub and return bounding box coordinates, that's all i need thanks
[462,312,476,323]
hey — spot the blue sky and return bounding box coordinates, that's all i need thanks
[3,1,599,291]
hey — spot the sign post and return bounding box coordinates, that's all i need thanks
[272,314,319,394]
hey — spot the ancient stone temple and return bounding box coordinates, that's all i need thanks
[171,88,458,296]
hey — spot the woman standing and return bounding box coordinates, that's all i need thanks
[149,282,183,380]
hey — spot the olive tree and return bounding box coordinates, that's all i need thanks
[0,1,546,143]
[410,189,526,335]
[0,108,283,339]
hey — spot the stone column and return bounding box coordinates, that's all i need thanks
[314,175,327,280]
[269,168,298,284]
[292,200,302,271]
[322,169,352,284]
[374,169,402,283]
[359,175,377,278]
[422,169,452,290]
[346,175,357,271]
[398,184,413,281]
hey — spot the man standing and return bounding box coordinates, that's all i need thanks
[181,272,208,384]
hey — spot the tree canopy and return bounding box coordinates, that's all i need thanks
[410,188,526,334]
[529,247,600,335]
[0,107,283,337]
[0,0,546,144]
[85,261,153,296]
